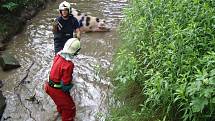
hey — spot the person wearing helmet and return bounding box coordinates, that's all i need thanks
[52,1,81,54]
[44,38,81,121]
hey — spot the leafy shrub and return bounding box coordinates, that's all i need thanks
[0,0,41,13]
[112,0,215,121]
[1,2,18,11]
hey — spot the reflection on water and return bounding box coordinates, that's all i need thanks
[0,0,128,121]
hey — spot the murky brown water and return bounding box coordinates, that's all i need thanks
[0,0,127,121]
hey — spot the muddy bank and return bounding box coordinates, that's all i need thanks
[0,0,56,51]
[0,82,5,120]
[0,0,56,119]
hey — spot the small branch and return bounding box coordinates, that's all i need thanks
[13,61,37,121]
[14,61,35,91]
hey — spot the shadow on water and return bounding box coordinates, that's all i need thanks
[0,0,128,121]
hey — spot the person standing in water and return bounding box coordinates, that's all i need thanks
[44,38,81,121]
[52,1,81,54]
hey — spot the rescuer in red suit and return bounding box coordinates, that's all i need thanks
[44,38,81,121]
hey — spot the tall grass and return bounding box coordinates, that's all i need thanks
[110,0,215,121]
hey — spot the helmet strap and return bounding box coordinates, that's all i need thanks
[73,48,81,56]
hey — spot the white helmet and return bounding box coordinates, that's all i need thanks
[62,38,81,55]
[59,1,71,14]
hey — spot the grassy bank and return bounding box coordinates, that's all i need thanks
[0,0,54,44]
[109,0,215,121]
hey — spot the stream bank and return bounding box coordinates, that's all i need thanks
[0,0,56,51]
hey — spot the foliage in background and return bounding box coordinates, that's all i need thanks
[1,2,18,12]
[0,0,46,38]
[110,0,215,121]
[0,0,43,12]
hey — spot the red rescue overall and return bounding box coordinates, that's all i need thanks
[44,54,76,121]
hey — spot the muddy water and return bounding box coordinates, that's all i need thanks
[0,0,127,121]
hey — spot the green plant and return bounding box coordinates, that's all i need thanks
[110,0,215,121]
[1,2,18,11]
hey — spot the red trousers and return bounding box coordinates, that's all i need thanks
[44,82,76,121]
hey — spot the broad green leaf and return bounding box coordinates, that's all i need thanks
[202,88,214,98]
[211,97,215,104]
[190,97,208,113]
[208,77,215,85]
[209,69,215,77]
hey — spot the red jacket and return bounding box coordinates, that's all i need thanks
[49,54,74,85]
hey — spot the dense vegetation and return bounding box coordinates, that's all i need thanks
[109,0,215,121]
[0,0,48,40]
[0,0,45,13]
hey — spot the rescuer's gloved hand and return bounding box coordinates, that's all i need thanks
[61,81,73,92]
[52,19,61,32]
